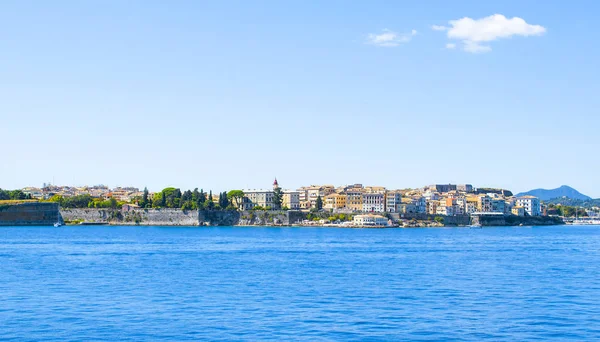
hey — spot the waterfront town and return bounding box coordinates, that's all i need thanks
[7,178,592,227]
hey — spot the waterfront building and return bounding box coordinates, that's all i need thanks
[362,193,385,213]
[412,196,427,214]
[297,185,335,208]
[492,199,506,213]
[515,196,541,216]
[346,188,364,211]
[324,194,337,210]
[478,195,493,212]
[436,203,454,216]
[353,214,389,226]
[427,200,437,215]
[465,197,478,215]
[282,190,300,210]
[241,189,274,209]
[512,206,525,216]
[385,192,402,212]
[398,203,417,214]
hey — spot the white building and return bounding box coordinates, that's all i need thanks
[515,196,541,216]
[241,189,274,209]
[362,193,385,212]
[353,214,389,226]
[436,205,454,216]
[385,192,402,212]
[413,197,427,214]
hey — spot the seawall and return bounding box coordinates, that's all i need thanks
[61,208,199,226]
[0,202,61,226]
[472,214,564,226]
[1,204,566,227]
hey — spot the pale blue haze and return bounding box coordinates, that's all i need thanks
[1,1,599,195]
[2,225,600,340]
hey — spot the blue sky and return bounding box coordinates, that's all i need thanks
[2,1,599,196]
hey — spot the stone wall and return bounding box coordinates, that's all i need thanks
[237,210,295,226]
[472,214,564,226]
[198,210,240,226]
[61,209,306,226]
[61,208,199,226]
[394,213,471,226]
[0,203,61,226]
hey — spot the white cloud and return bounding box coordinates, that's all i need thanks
[431,25,447,31]
[366,29,417,47]
[463,41,491,53]
[446,43,456,49]
[435,14,546,53]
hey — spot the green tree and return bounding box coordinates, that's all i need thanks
[198,189,206,206]
[219,191,229,209]
[315,195,323,210]
[141,187,149,208]
[227,190,244,209]
[160,192,166,207]
[48,194,64,205]
[204,191,215,210]
[273,187,283,210]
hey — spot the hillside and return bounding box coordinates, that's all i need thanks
[516,185,591,201]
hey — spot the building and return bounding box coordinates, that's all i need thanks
[346,188,364,211]
[492,199,506,213]
[362,193,385,213]
[465,197,478,214]
[353,214,389,226]
[478,195,493,212]
[413,196,427,214]
[324,194,337,210]
[515,196,541,216]
[385,192,402,212]
[427,200,438,215]
[428,184,457,193]
[398,203,417,214]
[436,203,454,216]
[512,206,525,216]
[297,185,335,208]
[241,189,274,209]
[282,190,300,210]
[457,184,473,192]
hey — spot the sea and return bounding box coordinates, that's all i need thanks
[1,225,599,341]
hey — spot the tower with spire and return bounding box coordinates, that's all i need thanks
[273,177,279,190]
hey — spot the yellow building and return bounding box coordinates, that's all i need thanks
[324,193,347,210]
[334,194,347,209]
[345,188,363,211]
[512,206,525,216]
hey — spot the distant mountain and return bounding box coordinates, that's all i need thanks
[516,185,591,201]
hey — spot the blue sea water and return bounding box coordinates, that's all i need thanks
[1,225,600,341]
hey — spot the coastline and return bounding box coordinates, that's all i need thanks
[0,203,565,227]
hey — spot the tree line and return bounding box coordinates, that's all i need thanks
[139,187,245,210]
[0,189,33,201]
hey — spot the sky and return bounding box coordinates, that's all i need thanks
[2,0,600,197]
